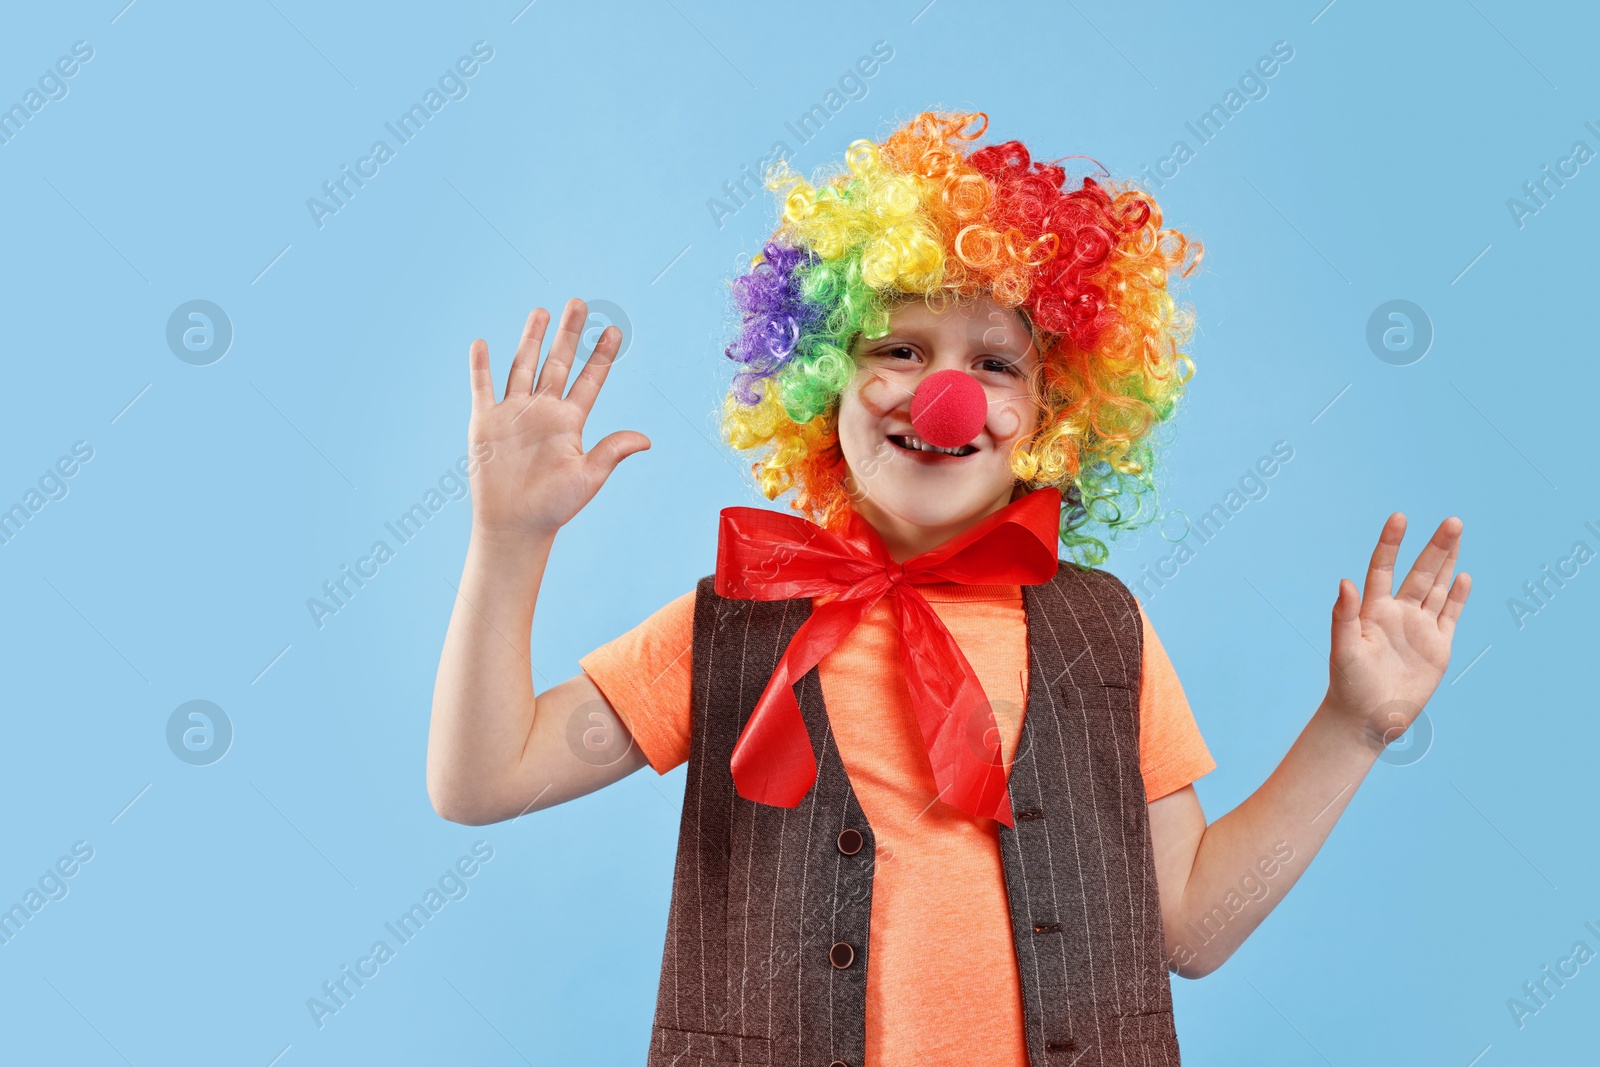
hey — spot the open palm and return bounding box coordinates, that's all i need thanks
[466,298,649,540]
[1326,513,1472,749]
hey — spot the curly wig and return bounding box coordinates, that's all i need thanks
[719,109,1202,566]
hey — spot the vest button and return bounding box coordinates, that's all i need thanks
[829,941,855,968]
[837,828,864,855]
[829,1061,850,1067]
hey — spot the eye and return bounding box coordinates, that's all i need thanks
[880,345,918,361]
[979,356,1020,375]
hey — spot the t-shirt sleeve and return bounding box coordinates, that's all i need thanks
[1135,597,1217,802]
[576,589,696,775]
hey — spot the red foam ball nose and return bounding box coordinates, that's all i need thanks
[909,370,987,449]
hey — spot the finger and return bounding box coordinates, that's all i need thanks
[1396,516,1463,606]
[584,429,651,483]
[1438,572,1471,635]
[565,324,623,416]
[1420,525,1462,615]
[506,307,550,398]
[468,338,494,414]
[535,298,586,399]
[1361,512,1406,606]
[1330,577,1362,656]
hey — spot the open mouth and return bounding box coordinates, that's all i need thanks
[888,434,978,458]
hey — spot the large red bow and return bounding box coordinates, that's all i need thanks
[714,488,1062,827]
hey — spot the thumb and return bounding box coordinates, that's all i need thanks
[1330,578,1362,656]
[585,430,651,482]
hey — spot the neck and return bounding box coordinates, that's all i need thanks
[852,485,1027,563]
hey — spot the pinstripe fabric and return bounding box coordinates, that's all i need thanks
[647,566,1178,1066]
[1002,565,1180,1066]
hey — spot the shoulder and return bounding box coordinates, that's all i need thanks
[1022,562,1143,691]
[1054,559,1128,591]
[1039,560,1139,617]
[691,574,803,638]
[692,573,724,631]
[1028,562,1145,657]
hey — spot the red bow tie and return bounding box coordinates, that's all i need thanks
[713,488,1062,827]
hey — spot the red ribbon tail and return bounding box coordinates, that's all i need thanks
[729,660,818,808]
[728,597,881,810]
[895,593,1016,827]
[941,721,1015,828]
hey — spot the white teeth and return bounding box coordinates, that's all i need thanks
[894,435,972,456]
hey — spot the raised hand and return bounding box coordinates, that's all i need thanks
[466,298,650,541]
[1324,512,1472,750]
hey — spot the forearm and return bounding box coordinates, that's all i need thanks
[427,527,554,821]
[1168,699,1384,977]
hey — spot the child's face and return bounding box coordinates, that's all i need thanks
[837,294,1042,553]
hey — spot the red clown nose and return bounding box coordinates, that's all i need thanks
[909,369,987,449]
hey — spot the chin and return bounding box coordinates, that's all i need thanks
[856,479,1011,532]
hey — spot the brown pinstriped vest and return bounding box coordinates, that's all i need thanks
[646,563,1180,1067]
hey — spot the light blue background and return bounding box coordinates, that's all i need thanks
[1,0,1594,1062]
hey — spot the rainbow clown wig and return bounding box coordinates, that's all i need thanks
[719,109,1202,566]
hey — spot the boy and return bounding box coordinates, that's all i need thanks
[427,111,1470,1065]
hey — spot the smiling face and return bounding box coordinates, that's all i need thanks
[837,293,1044,561]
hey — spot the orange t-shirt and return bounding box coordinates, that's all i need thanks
[579,579,1215,1066]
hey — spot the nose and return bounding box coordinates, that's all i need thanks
[909,369,987,448]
